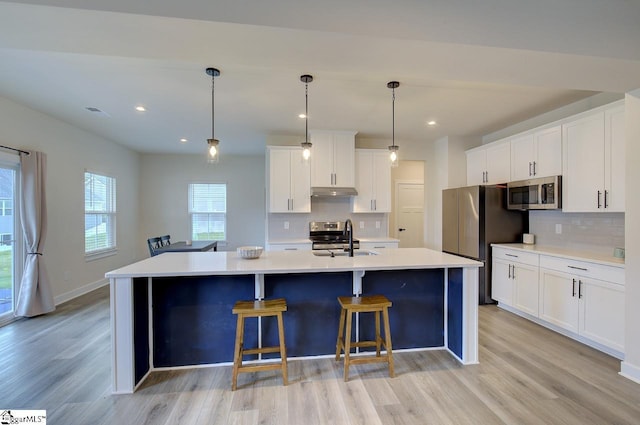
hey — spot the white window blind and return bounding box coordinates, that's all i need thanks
[84,171,116,254]
[189,183,226,241]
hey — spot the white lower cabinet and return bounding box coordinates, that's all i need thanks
[493,247,625,356]
[539,255,624,354]
[360,241,398,250]
[491,247,539,316]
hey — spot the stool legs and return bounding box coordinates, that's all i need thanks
[231,299,288,391]
[276,311,288,386]
[382,306,395,378]
[232,314,245,391]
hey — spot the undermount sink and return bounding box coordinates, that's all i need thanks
[312,250,378,257]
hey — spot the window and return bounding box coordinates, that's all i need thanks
[189,183,226,241]
[85,171,116,255]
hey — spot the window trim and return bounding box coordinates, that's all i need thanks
[84,170,117,259]
[188,182,227,243]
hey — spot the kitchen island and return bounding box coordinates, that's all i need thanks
[106,248,482,393]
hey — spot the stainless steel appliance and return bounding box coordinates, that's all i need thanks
[507,175,561,210]
[309,221,360,250]
[442,185,527,304]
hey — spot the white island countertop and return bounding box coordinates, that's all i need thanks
[106,247,482,279]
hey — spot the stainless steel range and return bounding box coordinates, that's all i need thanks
[309,221,360,250]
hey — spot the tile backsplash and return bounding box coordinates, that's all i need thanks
[268,197,388,241]
[529,210,624,255]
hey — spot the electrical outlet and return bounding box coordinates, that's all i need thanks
[555,223,562,234]
[375,221,381,229]
[359,221,364,229]
[284,221,289,230]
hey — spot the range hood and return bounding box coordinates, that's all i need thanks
[311,187,358,197]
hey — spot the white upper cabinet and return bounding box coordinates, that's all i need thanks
[268,146,310,213]
[309,130,356,187]
[466,140,510,185]
[352,149,391,213]
[562,102,625,212]
[510,125,562,181]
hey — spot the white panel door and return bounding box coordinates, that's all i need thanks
[510,134,534,181]
[539,268,579,333]
[533,126,562,178]
[290,151,311,213]
[466,149,486,185]
[579,278,625,353]
[491,259,513,306]
[604,105,625,212]
[513,263,540,317]
[396,183,424,248]
[562,112,605,212]
[268,148,293,213]
[332,132,355,187]
[485,142,511,184]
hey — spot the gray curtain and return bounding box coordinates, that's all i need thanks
[15,151,54,317]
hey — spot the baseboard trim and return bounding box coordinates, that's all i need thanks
[620,361,640,385]
[54,278,109,306]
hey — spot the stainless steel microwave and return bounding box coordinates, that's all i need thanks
[507,176,561,210]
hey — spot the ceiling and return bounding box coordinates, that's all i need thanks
[0,1,639,156]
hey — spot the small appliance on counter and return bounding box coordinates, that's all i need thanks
[522,233,535,244]
[309,221,360,251]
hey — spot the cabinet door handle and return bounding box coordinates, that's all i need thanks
[578,280,583,299]
[512,265,515,279]
[572,278,577,297]
[529,162,532,176]
[568,265,588,271]
[508,264,512,279]
[533,161,537,176]
[604,190,609,208]
[597,190,602,208]
[374,199,377,210]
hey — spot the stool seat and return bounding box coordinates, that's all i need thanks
[335,295,394,381]
[232,298,288,390]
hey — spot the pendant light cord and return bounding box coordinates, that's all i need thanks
[392,86,395,148]
[211,75,215,139]
[305,81,309,143]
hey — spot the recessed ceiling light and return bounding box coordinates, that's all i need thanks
[427,120,437,126]
[179,138,188,143]
[135,105,146,112]
[298,113,306,119]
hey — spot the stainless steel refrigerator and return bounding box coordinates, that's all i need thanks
[442,185,527,304]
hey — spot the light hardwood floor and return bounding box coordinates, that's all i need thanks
[1,285,639,424]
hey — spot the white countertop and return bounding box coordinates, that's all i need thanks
[492,243,625,268]
[106,248,482,278]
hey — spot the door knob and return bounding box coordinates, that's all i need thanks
[398,228,406,232]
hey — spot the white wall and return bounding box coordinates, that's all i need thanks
[138,153,265,254]
[621,91,640,383]
[0,96,140,304]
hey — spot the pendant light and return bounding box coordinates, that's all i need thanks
[300,74,313,161]
[206,67,220,164]
[387,81,400,168]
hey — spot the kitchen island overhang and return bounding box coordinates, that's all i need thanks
[106,248,482,394]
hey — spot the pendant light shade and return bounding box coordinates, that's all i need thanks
[387,81,400,168]
[300,74,313,161]
[206,67,220,164]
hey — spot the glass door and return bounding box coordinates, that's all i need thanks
[0,162,20,324]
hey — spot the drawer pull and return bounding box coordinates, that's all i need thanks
[284,248,298,251]
[505,253,519,258]
[568,265,588,271]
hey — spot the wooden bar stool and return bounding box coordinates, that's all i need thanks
[232,298,288,391]
[335,295,394,381]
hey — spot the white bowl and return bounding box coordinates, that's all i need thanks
[237,246,263,259]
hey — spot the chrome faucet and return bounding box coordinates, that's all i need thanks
[344,219,354,257]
